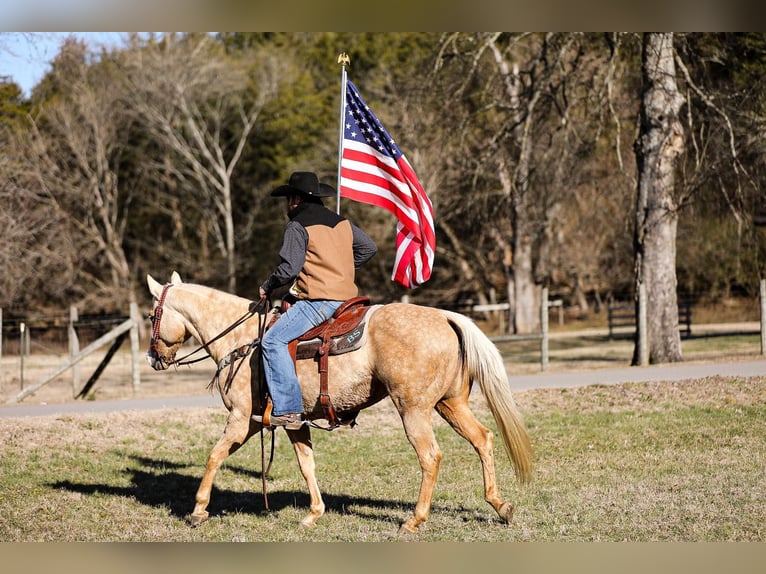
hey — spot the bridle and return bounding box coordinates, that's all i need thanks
[147,283,175,368]
[147,283,261,369]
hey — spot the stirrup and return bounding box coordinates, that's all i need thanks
[251,412,305,430]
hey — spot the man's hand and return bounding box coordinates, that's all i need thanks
[249,291,268,314]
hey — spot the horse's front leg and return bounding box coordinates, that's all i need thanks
[285,425,325,528]
[189,412,255,526]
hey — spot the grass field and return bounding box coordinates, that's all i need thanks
[1,317,764,542]
[1,371,764,541]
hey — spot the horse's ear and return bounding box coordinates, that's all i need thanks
[147,274,164,299]
[171,271,183,284]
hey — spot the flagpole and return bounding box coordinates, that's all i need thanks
[335,52,350,214]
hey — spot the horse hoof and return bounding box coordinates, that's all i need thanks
[187,512,209,527]
[300,516,318,529]
[498,502,514,524]
[397,522,419,537]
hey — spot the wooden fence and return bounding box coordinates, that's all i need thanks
[607,299,693,339]
[1,303,142,403]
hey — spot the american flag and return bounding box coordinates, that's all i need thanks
[340,80,435,289]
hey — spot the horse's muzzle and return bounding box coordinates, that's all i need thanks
[146,348,169,371]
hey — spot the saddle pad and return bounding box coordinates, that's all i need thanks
[295,304,381,360]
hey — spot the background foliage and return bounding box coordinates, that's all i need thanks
[1,32,764,317]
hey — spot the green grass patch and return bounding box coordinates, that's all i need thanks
[1,376,764,541]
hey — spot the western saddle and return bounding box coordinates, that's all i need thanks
[262,295,372,429]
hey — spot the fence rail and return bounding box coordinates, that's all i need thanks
[1,304,142,403]
[608,300,692,339]
[3,282,766,399]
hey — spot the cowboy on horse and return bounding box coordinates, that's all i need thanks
[252,171,377,429]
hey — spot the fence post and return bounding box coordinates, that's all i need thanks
[638,283,648,366]
[19,322,25,389]
[760,279,765,356]
[130,302,141,395]
[540,287,549,371]
[69,306,80,398]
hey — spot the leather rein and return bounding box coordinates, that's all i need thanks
[148,283,259,369]
[149,284,276,507]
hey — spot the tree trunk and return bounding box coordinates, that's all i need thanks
[501,56,540,335]
[633,33,684,364]
[498,140,538,335]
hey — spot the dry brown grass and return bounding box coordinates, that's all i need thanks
[515,375,766,415]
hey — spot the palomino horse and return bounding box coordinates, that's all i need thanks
[146,272,532,535]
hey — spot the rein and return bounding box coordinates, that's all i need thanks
[175,310,255,367]
[149,283,256,368]
[254,299,275,510]
[150,286,275,509]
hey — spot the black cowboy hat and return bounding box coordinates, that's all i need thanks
[271,171,336,198]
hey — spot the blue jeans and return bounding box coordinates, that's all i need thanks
[261,299,342,416]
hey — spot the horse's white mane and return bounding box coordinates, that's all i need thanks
[177,280,239,297]
[148,272,250,305]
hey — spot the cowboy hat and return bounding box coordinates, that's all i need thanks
[271,171,336,198]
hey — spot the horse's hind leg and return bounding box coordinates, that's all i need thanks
[285,425,325,528]
[189,413,255,526]
[435,398,514,524]
[397,410,443,535]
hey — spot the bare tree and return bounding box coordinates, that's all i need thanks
[491,40,543,334]
[433,33,594,333]
[123,33,282,293]
[633,33,685,364]
[0,34,78,309]
[14,37,137,310]
[0,150,77,309]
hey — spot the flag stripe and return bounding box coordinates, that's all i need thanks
[341,144,421,222]
[339,80,435,288]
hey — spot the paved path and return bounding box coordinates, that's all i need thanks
[1,358,764,419]
[0,393,221,419]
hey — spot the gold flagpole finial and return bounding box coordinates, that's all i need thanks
[337,52,350,66]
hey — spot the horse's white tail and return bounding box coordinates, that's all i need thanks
[442,310,533,484]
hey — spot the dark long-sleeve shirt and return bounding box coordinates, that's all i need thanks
[261,202,377,297]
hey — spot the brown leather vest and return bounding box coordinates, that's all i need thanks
[291,217,358,301]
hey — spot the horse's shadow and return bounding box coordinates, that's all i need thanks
[49,453,410,525]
